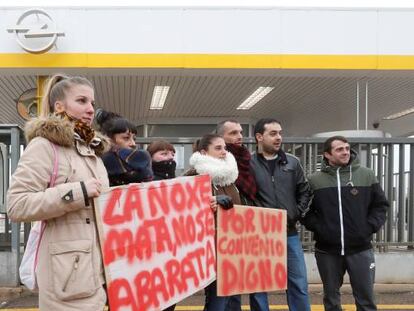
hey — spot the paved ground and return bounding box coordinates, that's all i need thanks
[1,284,414,310]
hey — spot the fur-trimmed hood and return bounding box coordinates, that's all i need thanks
[189,151,238,187]
[24,115,110,156]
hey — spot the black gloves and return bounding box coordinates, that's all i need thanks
[216,194,234,210]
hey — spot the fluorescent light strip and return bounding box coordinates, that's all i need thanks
[150,86,170,110]
[237,86,274,110]
[383,107,414,120]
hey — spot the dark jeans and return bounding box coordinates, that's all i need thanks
[315,248,377,311]
[227,292,269,311]
[203,281,241,311]
[227,234,310,311]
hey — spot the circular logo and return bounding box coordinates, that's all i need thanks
[7,9,64,54]
[16,88,38,120]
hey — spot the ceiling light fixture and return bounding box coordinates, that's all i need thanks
[150,86,170,110]
[236,86,274,110]
[382,107,414,120]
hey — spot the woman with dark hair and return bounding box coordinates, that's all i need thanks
[95,108,153,186]
[147,140,177,180]
[185,133,240,311]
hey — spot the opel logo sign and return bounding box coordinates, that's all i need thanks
[7,9,64,54]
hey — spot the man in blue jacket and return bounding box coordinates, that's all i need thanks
[250,118,311,311]
[302,135,388,311]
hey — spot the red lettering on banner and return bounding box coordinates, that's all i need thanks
[145,217,174,254]
[221,258,287,296]
[185,181,201,209]
[195,210,205,242]
[244,209,256,233]
[108,278,138,311]
[197,175,212,207]
[181,254,200,289]
[172,216,188,247]
[148,182,169,217]
[150,268,169,308]
[108,242,215,311]
[195,208,214,242]
[275,240,284,257]
[260,211,283,234]
[135,225,153,261]
[218,237,228,254]
[104,229,134,265]
[124,184,144,221]
[274,263,287,288]
[190,247,206,280]
[258,259,272,288]
[134,270,152,311]
[218,235,284,257]
[204,208,215,237]
[221,259,238,295]
[221,208,256,234]
[205,239,216,279]
[103,188,123,225]
[246,261,258,291]
[165,259,185,296]
[170,183,186,212]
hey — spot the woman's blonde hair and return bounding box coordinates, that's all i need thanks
[40,73,94,117]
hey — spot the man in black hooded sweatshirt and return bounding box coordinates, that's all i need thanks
[302,135,388,311]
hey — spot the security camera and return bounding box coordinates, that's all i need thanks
[372,121,380,129]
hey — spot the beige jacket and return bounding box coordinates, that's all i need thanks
[7,116,110,311]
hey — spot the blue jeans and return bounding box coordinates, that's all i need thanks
[203,281,241,311]
[227,235,310,311]
[227,292,269,311]
[252,235,311,311]
[285,234,311,311]
[212,234,310,311]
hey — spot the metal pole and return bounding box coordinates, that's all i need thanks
[386,144,394,242]
[313,143,318,173]
[398,144,406,242]
[367,144,372,169]
[376,144,385,250]
[308,144,313,174]
[409,144,414,245]
[365,81,368,130]
[10,127,21,286]
[357,81,360,130]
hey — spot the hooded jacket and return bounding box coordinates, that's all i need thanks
[250,150,310,236]
[7,116,110,310]
[302,150,388,255]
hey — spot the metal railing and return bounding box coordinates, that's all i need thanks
[136,137,414,252]
[1,134,414,285]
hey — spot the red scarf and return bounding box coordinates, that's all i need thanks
[226,143,257,201]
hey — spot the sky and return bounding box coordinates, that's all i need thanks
[2,0,414,8]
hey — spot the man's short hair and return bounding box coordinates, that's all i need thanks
[253,118,281,141]
[323,136,349,154]
[216,119,240,135]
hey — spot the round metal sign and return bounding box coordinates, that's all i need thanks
[7,9,64,53]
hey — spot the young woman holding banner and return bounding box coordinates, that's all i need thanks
[7,74,110,310]
[184,133,241,311]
